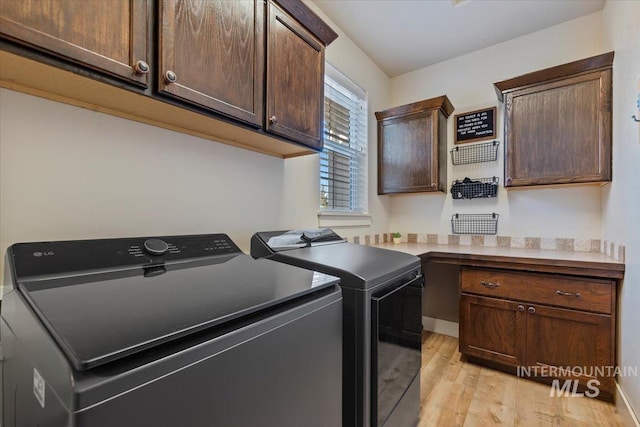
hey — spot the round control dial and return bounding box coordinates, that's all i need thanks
[143,239,169,256]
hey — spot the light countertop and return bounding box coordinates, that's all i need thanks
[369,242,625,278]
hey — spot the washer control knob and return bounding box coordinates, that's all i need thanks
[143,239,169,256]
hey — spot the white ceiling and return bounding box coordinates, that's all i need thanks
[313,0,606,77]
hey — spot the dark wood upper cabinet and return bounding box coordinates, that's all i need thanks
[0,0,337,157]
[494,52,613,188]
[158,0,264,126]
[376,96,454,195]
[0,0,150,86]
[266,1,325,149]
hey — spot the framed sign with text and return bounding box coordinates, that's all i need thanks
[454,106,497,144]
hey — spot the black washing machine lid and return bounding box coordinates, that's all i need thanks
[19,254,339,370]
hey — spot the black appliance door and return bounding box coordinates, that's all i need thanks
[371,274,423,426]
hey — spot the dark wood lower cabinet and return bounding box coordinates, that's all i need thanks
[459,267,616,401]
[459,294,525,367]
[525,304,613,400]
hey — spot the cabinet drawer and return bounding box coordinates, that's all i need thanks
[460,268,613,314]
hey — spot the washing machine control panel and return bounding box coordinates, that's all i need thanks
[9,234,240,280]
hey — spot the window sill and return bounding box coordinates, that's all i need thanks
[317,211,372,228]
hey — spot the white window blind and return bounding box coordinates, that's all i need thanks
[320,64,368,213]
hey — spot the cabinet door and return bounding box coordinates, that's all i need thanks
[525,304,613,399]
[158,0,264,126]
[0,0,149,86]
[378,110,439,194]
[459,294,526,367]
[266,1,324,149]
[504,70,612,187]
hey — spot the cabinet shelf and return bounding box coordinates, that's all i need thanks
[451,213,499,235]
[451,140,500,165]
[451,176,499,199]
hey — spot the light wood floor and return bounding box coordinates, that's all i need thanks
[418,331,625,426]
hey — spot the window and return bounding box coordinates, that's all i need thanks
[320,64,368,213]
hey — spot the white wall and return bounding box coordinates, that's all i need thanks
[602,0,640,417]
[388,12,606,239]
[0,89,285,255]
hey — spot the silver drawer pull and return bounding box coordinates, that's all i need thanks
[481,281,500,289]
[556,290,582,298]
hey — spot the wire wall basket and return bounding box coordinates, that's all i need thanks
[451,140,500,165]
[451,213,499,235]
[451,176,499,199]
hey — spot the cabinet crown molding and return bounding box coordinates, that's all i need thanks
[273,0,338,46]
[375,95,454,121]
[493,51,614,102]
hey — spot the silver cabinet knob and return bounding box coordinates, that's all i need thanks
[528,306,536,314]
[269,116,277,124]
[164,70,177,84]
[134,60,149,75]
[517,305,524,312]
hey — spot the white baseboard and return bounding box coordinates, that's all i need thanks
[422,316,459,338]
[616,381,640,427]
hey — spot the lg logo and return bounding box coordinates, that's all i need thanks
[32,251,54,257]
